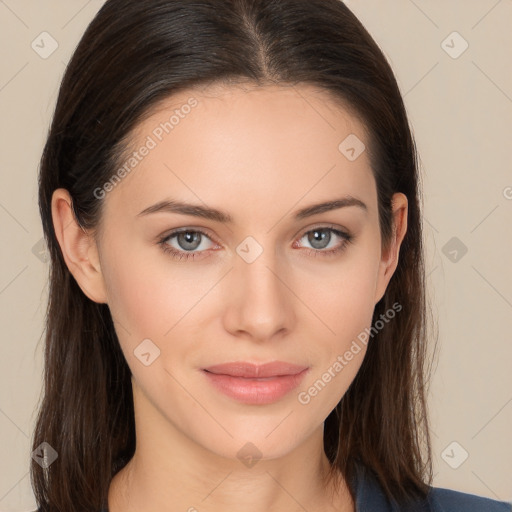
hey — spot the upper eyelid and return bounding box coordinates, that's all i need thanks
[162,227,218,245]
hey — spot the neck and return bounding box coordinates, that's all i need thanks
[108,381,354,512]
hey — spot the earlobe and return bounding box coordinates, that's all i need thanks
[374,193,408,305]
[51,188,108,304]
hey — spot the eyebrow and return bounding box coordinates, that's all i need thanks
[137,196,367,222]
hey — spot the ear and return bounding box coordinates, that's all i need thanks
[374,192,408,305]
[51,188,108,304]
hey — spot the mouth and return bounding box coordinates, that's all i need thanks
[201,361,309,405]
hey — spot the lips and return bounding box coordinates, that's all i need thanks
[202,361,309,405]
[203,361,308,378]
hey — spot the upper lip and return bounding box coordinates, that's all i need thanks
[203,361,308,378]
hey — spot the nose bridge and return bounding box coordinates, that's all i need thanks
[224,236,295,340]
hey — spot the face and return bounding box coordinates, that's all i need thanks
[70,83,406,462]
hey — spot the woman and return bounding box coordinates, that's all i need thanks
[32,0,511,510]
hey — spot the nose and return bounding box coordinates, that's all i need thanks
[222,247,296,343]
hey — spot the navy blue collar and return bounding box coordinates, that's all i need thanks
[351,463,431,512]
[352,462,394,511]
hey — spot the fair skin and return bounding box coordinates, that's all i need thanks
[51,83,407,512]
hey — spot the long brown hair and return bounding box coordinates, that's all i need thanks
[33,0,436,509]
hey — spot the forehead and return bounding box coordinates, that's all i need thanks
[103,83,376,224]
[139,81,367,142]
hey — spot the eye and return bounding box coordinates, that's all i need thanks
[294,226,353,257]
[159,229,216,261]
[158,225,354,262]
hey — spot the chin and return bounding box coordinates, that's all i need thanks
[194,416,312,463]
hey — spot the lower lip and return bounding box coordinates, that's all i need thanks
[202,369,309,405]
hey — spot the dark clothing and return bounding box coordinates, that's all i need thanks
[352,463,511,511]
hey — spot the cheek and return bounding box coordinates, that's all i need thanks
[101,252,205,398]
[103,260,163,338]
[102,244,207,338]
[295,270,376,419]
[304,247,380,341]
[294,243,379,402]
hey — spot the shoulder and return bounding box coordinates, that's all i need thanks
[426,486,512,512]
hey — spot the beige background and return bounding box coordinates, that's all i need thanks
[0,0,511,509]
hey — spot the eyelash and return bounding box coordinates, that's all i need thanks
[158,225,354,262]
